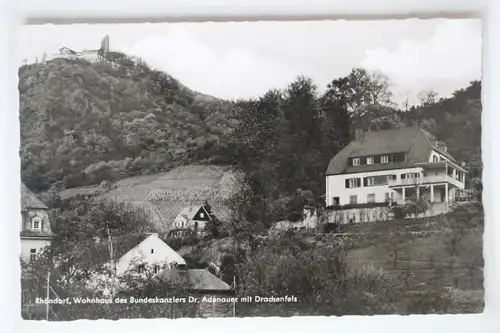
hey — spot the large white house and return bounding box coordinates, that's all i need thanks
[325,127,467,223]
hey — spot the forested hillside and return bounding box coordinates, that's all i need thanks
[19,56,235,192]
[19,56,482,223]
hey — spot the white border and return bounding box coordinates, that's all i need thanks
[1,0,498,332]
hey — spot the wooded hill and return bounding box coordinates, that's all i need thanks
[19,56,235,192]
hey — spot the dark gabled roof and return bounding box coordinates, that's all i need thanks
[326,127,457,175]
[157,268,232,291]
[21,183,48,211]
[149,200,232,230]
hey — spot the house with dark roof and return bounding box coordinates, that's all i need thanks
[169,205,213,237]
[20,183,53,262]
[325,127,467,223]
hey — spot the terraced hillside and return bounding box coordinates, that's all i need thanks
[323,203,484,312]
[52,165,243,231]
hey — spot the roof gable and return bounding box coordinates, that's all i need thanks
[326,127,458,175]
[177,206,205,220]
[21,183,48,211]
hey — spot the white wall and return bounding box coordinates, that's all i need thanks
[326,167,422,206]
[115,234,186,276]
[20,239,51,261]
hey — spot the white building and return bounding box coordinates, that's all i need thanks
[107,233,186,276]
[20,183,53,262]
[325,127,467,223]
[86,233,187,296]
[169,205,213,237]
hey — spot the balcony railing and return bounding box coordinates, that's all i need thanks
[388,175,463,188]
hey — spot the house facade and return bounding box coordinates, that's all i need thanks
[110,233,187,276]
[86,233,187,296]
[325,128,467,223]
[169,205,213,237]
[20,183,53,262]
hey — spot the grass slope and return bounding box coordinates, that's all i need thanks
[52,164,242,230]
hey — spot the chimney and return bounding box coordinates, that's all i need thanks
[354,129,363,141]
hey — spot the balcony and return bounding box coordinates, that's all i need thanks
[388,175,464,189]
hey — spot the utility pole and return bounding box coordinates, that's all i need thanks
[46,271,50,321]
[232,275,236,317]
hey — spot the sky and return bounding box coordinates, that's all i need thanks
[17,18,481,106]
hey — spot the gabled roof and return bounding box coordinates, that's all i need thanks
[326,127,457,175]
[176,205,210,221]
[112,234,152,261]
[157,268,232,291]
[149,200,232,229]
[21,183,48,211]
[87,233,155,267]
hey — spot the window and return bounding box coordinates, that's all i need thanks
[200,212,205,218]
[151,249,154,254]
[31,217,42,230]
[364,175,394,187]
[332,197,340,206]
[353,158,360,166]
[30,249,36,261]
[346,178,361,188]
[367,157,374,165]
[385,193,390,202]
[349,195,357,204]
[381,155,389,163]
[433,155,439,162]
[137,264,145,274]
[153,265,160,274]
[367,194,375,203]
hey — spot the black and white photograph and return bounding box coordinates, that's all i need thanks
[17,18,484,320]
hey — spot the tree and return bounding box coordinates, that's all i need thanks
[418,90,438,107]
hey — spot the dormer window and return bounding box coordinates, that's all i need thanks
[381,155,389,164]
[433,155,439,162]
[367,157,374,165]
[353,158,360,166]
[31,217,42,230]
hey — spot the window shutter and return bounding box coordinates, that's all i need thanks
[345,179,350,188]
[357,178,361,187]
